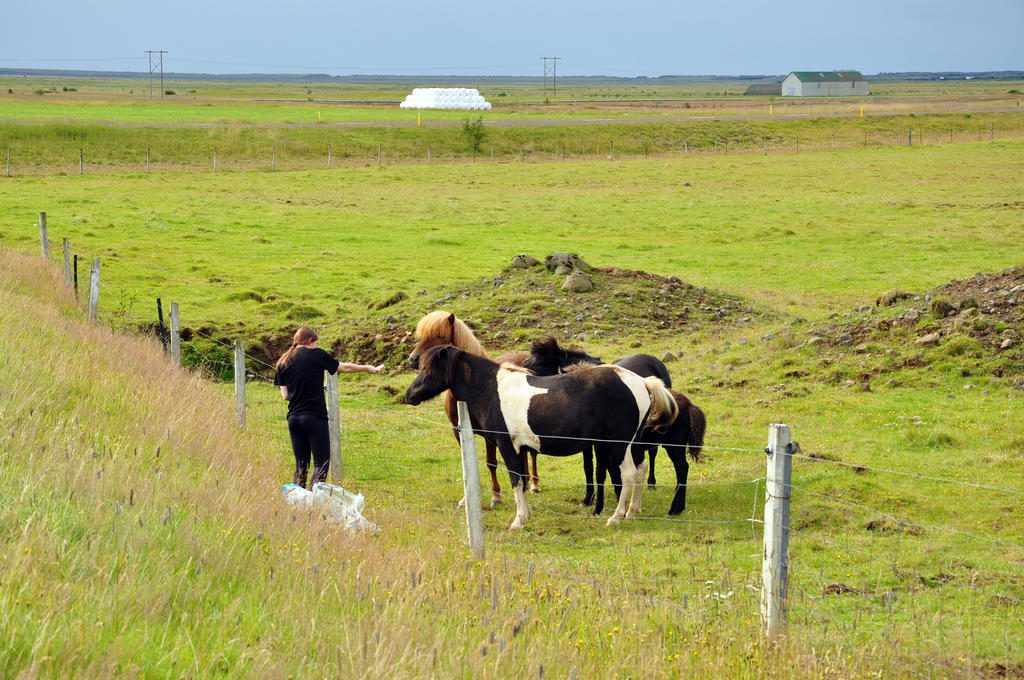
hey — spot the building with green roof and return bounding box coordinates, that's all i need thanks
[782,71,868,96]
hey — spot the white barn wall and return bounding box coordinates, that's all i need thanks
[782,73,801,96]
[781,73,869,96]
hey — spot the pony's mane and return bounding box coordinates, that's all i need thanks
[530,336,601,364]
[529,336,562,356]
[499,362,534,375]
[414,311,487,358]
[561,361,604,374]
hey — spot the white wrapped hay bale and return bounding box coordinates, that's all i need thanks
[399,87,492,111]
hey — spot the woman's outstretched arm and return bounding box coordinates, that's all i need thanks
[337,362,385,374]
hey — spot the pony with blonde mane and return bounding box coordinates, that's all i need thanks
[408,311,538,505]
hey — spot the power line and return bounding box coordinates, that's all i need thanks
[144,50,167,99]
[541,56,560,98]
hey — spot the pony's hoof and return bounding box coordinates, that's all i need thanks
[605,515,622,526]
[529,485,540,494]
[489,497,502,509]
[508,522,524,531]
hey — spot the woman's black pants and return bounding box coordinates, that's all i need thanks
[287,413,331,487]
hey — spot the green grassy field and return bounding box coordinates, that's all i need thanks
[1,86,1023,678]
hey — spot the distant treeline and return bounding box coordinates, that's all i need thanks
[3,67,1022,85]
[873,71,1024,81]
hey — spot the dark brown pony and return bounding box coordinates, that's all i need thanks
[594,390,705,515]
[407,311,538,506]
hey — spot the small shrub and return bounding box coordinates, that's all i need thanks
[164,89,175,95]
[461,117,487,156]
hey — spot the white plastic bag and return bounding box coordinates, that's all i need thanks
[312,481,365,515]
[282,482,379,533]
[282,483,313,508]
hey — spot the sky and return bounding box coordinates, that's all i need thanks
[3,0,1022,77]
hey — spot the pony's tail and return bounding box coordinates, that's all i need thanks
[642,377,678,433]
[686,403,706,462]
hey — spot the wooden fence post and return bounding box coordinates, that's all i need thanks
[377,143,382,166]
[73,254,78,295]
[762,423,793,641]
[990,122,994,142]
[427,146,432,164]
[328,143,332,169]
[62,238,72,285]
[234,340,246,429]
[609,140,614,160]
[79,149,84,175]
[326,372,342,481]
[272,146,276,171]
[6,147,10,177]
[909,129,913,147]
[38,212,49,260]
[168,302,181,367]
[214,149,218,172]
[146,148,151,174]
[457,401,485,559]
[88,257,101,321]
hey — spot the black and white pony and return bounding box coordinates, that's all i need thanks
[405,344,678,530]
[520,337,705,515]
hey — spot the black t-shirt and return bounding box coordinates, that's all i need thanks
[274,347,338,419]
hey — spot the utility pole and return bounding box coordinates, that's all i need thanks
[541,56,560,99]
[145,50,167,99]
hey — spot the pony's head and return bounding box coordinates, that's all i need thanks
[520,337,603,376]
[408,311,486,369]
[405,344,462,405]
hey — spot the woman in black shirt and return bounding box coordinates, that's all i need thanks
[274,326,384,487]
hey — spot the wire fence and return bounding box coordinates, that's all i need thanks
[34,223,1024,674]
